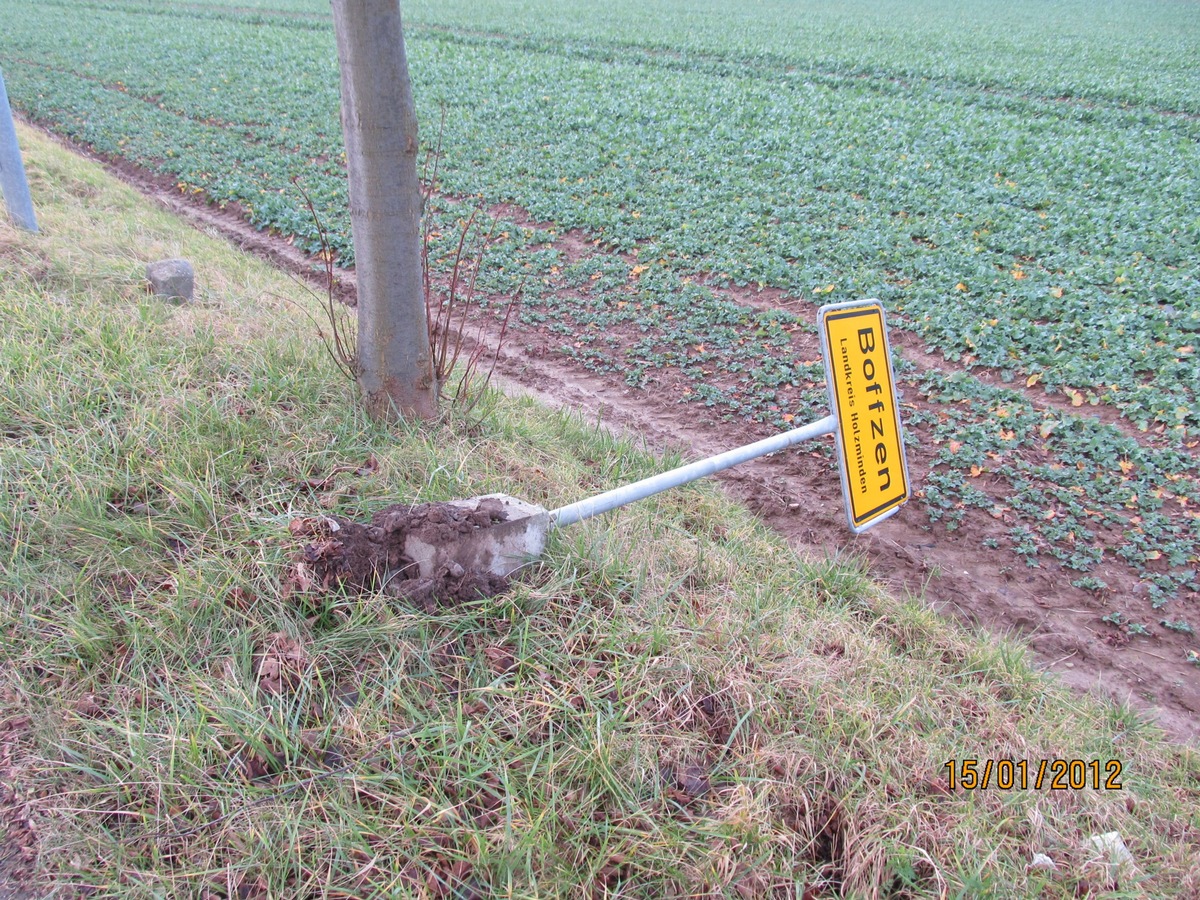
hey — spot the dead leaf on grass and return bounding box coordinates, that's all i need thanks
[226,587,255,611]
[73,695,104,719]
[483,645,516,674]
[662,759,714,806]
[255,632,311,697]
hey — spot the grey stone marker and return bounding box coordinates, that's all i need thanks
[146,258,194,302]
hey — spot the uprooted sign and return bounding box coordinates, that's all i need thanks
[820,299,911,533]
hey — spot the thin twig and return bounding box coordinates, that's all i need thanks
[291,176,358,380]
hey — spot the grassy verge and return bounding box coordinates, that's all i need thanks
[2,125,1199,899]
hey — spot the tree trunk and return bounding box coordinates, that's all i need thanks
[331,0,438,421]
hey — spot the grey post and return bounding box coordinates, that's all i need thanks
[0,68,38,232]
[551,414,838,527]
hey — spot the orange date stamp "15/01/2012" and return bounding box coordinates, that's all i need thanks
[943,759,1123,791]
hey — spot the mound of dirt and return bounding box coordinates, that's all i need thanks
[287,499,511,610]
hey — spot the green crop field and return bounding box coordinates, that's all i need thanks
[2,0,1198,610]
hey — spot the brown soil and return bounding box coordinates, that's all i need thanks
[29,122,1200,744]
[286,501,511,610]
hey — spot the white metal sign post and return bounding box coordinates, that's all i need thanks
[0,68,38,233]
[403,300,913,580]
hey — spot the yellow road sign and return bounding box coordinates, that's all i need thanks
[819,300,910,532]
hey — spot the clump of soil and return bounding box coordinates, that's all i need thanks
[287,500,511,610]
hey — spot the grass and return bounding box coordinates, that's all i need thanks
[3,126,1200,897]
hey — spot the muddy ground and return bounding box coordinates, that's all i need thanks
[34,124,1200,744]
[287,501,512,609]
